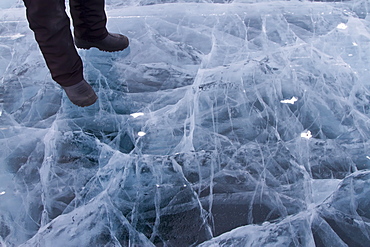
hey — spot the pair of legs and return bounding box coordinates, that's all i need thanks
[23,0,128,106]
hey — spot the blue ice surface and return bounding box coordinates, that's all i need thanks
[1,0,370,246]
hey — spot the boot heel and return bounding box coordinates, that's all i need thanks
[75,39,92,50]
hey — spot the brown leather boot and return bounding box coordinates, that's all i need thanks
[75,33,129,52]
[63,79,98,107]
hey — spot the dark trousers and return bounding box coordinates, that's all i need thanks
[23,0,108,86]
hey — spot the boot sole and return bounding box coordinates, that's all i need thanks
[75,39,129,53]
[72,94,98,107]
[76,44,126,53]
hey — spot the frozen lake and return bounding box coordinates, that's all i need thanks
[1,0,370,246]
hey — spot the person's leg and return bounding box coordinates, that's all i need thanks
[23,0,97,107]
[23,0,83,87]
[69,0,108,41]
[70,0,129,52]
